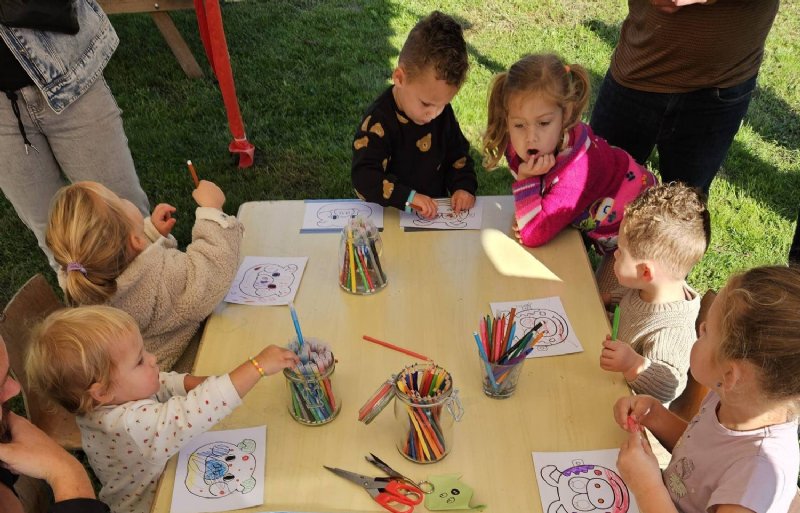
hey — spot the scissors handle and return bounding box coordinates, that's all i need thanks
[374,490,416,513]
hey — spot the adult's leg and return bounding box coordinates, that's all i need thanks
[656,75,757,193]
[0,86,70,267]
[38,76,150,216]
[589,71,665,166]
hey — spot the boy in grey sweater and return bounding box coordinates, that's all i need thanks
[599,183,710,403]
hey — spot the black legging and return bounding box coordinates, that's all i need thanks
[790,209,800,266]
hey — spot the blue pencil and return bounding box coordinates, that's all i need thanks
[289,301,305,348]
[473,331,498,390]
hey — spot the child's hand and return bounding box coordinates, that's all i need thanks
[517,153,555,179]
[410,193,437,219]
[151,203,177,237]
[192,180,225,209]
[451,190,475,213]
[613,394,660,432]
[254,345,301,376]
[617,429,663,498]
[511,219,523,244]
[599,336,641,373]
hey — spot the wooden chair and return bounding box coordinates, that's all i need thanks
[0,275,81,450]
[668,290,716,422]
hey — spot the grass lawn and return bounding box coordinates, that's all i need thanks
[0,0,797,305]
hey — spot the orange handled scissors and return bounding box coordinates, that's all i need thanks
[324,465,423,513]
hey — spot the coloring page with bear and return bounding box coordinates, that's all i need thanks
[224,256,309,306]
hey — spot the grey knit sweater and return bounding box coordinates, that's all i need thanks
[617,284,700,403]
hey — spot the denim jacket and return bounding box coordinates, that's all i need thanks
[0,0,118,113]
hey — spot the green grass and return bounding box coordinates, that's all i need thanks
[0,0,798,307]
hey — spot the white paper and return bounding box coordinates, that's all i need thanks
[490,296,583,357]
[399,197,483,230]
[301,199,383,233]
[532,448,640,513]
[171,426,267,513]
[225,256,308,306]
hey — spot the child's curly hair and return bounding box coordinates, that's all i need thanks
[622,182,711,279]
[398,11,469,87]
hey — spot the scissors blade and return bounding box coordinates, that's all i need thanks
[366,453,394,475]
[323,466,377,489]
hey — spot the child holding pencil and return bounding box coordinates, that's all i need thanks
[46,179,243,371]
[351,11,478,218]
[26,305,299,513]
[599,183,710,403]
[614,266,800,513]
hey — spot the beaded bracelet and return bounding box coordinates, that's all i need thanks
[249,357,265,378]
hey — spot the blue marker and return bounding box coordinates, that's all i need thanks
[289,301,305,348]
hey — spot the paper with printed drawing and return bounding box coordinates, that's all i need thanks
[171,426,267,513]
[301,199,384,233]
[532,448,640,513]
[400,197,483,230]
[490,296,583,357]
[224,256,308,306]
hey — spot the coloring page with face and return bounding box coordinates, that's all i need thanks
[490,296,583,358]
[400,196,484,230]
[224,256,309,306]
[301,199,384,233]
[532,448,640,513]
[171,425,266,513]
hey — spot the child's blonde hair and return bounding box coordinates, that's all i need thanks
[483,53,590,169]
[622,183,710,279]
[26,306,138,414]
[46,182,136,305]
[719,266,800,401]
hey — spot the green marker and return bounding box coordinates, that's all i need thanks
[611,305,621,340]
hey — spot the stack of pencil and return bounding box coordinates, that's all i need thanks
[471,310,543,393]
[394,364,456,463]
[284,338,340,425]
[339,217,386,294]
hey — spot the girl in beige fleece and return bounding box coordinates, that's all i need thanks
[46,180,244,371]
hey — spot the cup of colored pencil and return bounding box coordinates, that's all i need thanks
[472,309,542,399]
[393,363,463,464]
[283,338,340,425]
[338,217,387,295]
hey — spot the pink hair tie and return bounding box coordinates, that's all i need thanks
[66,262,87,275]
[564,64,571,74]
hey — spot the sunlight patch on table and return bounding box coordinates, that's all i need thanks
[481,228,561,281]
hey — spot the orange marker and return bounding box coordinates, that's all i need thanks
[186,160,199,188]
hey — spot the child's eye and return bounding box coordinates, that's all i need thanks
[513,124,525,129]
[539,121,551,127]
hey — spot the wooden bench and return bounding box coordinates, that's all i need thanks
[97,0,203,78]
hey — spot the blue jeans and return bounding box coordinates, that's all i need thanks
[590,72,757,193]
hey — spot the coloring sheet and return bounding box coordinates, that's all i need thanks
[225,256,308,306]
[400,197,484,230]
[490,296,583,357]
[532,448,640,513]
[171,426,267,513]
[301,199,384,233]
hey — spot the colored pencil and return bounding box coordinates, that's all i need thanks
[612,305,621,340]
[473,331,498,390]
[362,335,432,361]
[186,160,199,188]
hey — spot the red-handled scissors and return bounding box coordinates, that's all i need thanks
[324,465,423,513]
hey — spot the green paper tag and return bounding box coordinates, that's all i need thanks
[424,474,486,510]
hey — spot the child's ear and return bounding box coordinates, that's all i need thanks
[128,232,148,254]
[637,261,655,283]
[392,66,406,88]
[89,382,114,405]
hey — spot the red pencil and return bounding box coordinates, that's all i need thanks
[362,335,432,361]
[186,160,200,188]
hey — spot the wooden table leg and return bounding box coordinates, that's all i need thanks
[149,11,204,78]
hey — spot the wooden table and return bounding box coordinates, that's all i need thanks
[151,196,630,512]
[98,0,203,78]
